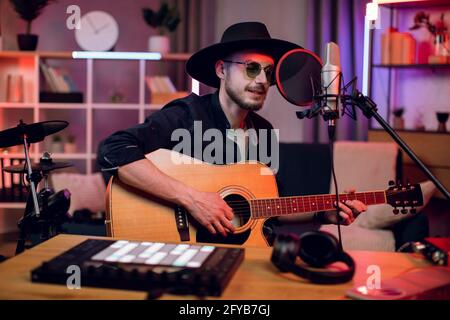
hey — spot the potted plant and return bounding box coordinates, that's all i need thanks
[51,134,64,153]
[410,11,449,61]
[9,0,55,51]
[64,134,77,153]
[142,1,181,53]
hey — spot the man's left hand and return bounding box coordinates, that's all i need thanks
[324,189,368,225]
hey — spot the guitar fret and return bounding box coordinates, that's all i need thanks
[292,197,300,213]
[376,192,385,204]
[323,196,330,211]
[320,195,325,211]
[253,189,392,219]
[253,200,259,218]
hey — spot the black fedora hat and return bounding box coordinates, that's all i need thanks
[186,21,302,88]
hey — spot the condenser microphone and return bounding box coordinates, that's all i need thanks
[321,42,342,127]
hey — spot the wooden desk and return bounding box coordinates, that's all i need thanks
[0,234,432,300]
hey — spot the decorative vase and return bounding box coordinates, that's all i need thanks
[436,112,449,133]
[64,142,77,153]
[148,35,170,53]
[392,108,405,130]
[17,34,38,51]
[393,116,405,130]
[51,141,64,153]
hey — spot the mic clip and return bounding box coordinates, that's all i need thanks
[296,100,324,120]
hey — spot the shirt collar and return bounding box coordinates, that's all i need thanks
[211,90,232,129]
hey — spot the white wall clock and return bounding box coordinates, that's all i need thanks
[75,11,119,51]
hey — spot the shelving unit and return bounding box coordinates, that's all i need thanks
[0,51,192,207]
[365,0,450,199]
[366,0,450,130]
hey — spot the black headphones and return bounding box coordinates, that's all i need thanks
[270,231,355,284]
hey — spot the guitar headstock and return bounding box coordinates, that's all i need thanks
[386,181,423,214]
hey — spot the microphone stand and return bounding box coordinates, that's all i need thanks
[350,91,450,200]
[297,102,344,251]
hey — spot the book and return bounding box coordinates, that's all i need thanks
[145,76,160,93]
[162,76,176,93]
[50,67,70,93]
[39,61,57,92]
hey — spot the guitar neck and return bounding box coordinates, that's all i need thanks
[249,191,386,219]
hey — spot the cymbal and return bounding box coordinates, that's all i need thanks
[3,161,73,174]
[0,120,69,148]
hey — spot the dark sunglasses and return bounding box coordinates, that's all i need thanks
[222,60,274,81]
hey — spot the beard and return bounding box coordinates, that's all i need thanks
[225,82,267,111]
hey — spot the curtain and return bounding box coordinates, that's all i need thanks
[169,0,217,94]
[303,0,370,142]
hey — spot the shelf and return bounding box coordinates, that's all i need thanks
[93,103,140,110]
[0,152,97,160]
[377,0,450,9]
[0,202,26,209]
[160,53,192,61]
[50,153,95,160]
[0,51,72,59]
[0,51,191,61]
[373,64,450,69]
[0,102,35,109]
[39,103,87,109]
[0,153,27,159]
[369,128,450,135]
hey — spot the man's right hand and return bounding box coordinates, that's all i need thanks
[183,190,235,237]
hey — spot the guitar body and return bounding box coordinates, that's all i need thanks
[106,149,279,247]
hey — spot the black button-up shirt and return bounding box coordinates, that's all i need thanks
[97,91,276,176]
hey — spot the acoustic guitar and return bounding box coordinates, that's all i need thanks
[105,149,423,247]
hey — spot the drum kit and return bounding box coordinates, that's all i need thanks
[0,120,73,254]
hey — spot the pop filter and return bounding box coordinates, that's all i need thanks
[275,49,323,107]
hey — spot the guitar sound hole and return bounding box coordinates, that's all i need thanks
[223,194,251,228]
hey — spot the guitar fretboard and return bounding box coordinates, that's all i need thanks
[249,192,386,218]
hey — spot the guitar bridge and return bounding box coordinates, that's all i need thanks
[175,206,190,241]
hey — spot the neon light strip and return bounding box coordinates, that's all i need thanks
[72,51,162,60]
[362,16,371,96]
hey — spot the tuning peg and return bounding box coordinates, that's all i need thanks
[410,208,417,214]
[401,208,408,214]
[393,208,400,214]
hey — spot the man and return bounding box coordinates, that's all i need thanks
[98,22,367,239]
